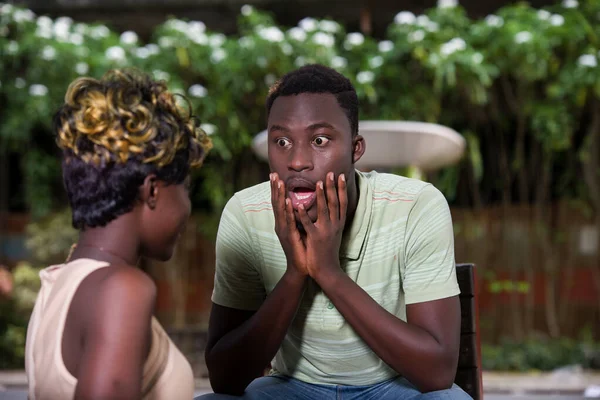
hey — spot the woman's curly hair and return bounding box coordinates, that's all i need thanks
[54,69,212,229]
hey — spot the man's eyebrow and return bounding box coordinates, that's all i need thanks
[306,122,337,131]
[268,124,290,133]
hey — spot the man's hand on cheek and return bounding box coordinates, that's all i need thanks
[270,173,309,278]
[296,172,347,283]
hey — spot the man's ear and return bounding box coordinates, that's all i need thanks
[140,174,159,210]
[352,135,366,164]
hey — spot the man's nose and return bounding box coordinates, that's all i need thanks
[288,147,313,172]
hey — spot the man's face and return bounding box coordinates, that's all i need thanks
[267,93,362,222]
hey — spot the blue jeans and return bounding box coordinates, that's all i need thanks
[195,375,473,399]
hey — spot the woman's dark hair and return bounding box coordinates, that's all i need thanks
[54,69,211,229]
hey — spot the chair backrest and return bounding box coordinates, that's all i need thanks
[454,263,483,400]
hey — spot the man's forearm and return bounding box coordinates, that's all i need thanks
[206,269,307,394]
[315,269,458,393]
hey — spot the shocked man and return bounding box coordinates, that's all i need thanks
[200,65,471,399]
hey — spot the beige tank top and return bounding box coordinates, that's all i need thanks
[25,258,194,400]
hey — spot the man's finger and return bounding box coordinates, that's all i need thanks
[316,180,329,222]
[338,173,348,225]
[297,204,316,234]
[326,172,339,221]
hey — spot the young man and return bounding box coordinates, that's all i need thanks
[200,65,471,399]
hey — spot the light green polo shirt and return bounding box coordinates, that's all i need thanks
[212,170,460,386]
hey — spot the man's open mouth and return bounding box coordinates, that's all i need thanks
[287,178,317,210]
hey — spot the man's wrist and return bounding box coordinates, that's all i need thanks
[283,267,308,286]
[312,262,344,290]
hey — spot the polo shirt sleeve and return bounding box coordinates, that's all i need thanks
[211,195,266,310]
[402,184,460,305]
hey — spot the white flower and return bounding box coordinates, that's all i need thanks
[37,16,52,29]
[90,25,110,39]
[211,48,227,63]
[135,47,150,58]
[74,23,87,35]
[1,4,13,15]
[264,74,277,86]
[288,27,307,42]
[69,33,84,45]
[378,40,394,52]
[106,46,126,61]
[320,20,340,33]
[313,32,335,47]
[13,9,35,23]
[75,62,89,75]
[189,21,206,34]
[346,32,364,46]
[159,36,175,47]
[395,11,416,25]
[201,123,217,135]
[562,0,578,8]
[258,26,284,42]
[578,54,597,68]
[438,0,458,8]
[281,42,293,55]
[440,37,466,56]
[408,30,425,43]
[153,70,170,81]
[485,15,504,27]
[36,25,53,39]
[299,17,318,32]
[188,84,207,98]
[7,41,19,55]
[41,45,56,60]
[166,19,188,32]
[15,78,26,89]
[331,56,348,69]
[550,14,565,26]
[257,56,268,67]
[209,34,226,47]
[515,31,532,44]
[191,33,208,45]
[241,5,254,16]
[295,56,306,67]
[357,71,375,84]
[537,10,551,20]
[369,55,384,68]
[29,84,48,97]
[120,31,138,45]
[238,36,255,48]
[425,21,439,32]
[472,52,484,64]
[416,15,431,27]
[146,44,160,55]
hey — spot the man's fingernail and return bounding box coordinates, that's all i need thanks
[278,181,282,188]
[319,181,323,189]
[341,174,345,182]
[329,172,334,181]
[269,173,273,181]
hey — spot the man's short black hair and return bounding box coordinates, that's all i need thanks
[266,64,359,136]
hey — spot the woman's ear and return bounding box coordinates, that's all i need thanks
[140,174,159,210]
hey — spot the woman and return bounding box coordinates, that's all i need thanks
[25,69,211,399]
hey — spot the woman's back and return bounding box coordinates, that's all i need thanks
[26,258,194,400]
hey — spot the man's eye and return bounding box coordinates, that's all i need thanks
[313,136,330,146]
[276,138,290,147]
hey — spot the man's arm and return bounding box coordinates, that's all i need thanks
[315,274,460,392]
[205,269,306,395]
[297,176,460,393]
[205,175,309,395]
